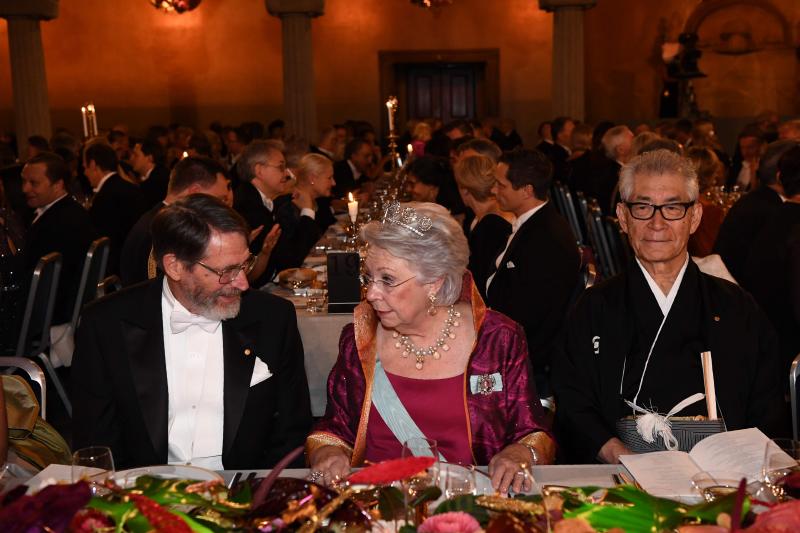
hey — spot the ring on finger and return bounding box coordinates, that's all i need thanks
[309,470,324,483]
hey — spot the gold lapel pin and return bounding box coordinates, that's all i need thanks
[244,348,252,356]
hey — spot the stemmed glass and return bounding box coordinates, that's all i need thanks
[401,438,439,525]
[444,463,476,499]
[761,439,800,501]
[72,446,115,495]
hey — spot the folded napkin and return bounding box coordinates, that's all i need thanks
[250,357,273,387]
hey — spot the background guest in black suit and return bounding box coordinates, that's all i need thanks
[486,148,580,394]
[741,146,800,370]
[21,152,96,325]
[405,155,465,216]
[120,156,231,286]
[537,116,574,185]
[714,139,799,281]
[309,126,338,161]
[274,154,336,271]
[131,139,169,209]
[454,154,512,299]
[233,140,290,285]
[332,138,373,198]
[84,143,146,276]
[72,195,312,469]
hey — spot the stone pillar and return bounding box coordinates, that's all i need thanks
[0,0,58,160]
[266,0,324,144]
[539,0,596,121]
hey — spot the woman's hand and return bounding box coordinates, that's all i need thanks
[308,445,351,487]
[488,443,534,494]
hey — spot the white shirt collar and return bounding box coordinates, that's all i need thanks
[140,166,154,182]
[635,254,690,317]
[347,159,362,182]
[318,146,334,158]
[512,201,548,233]
[254,186,274,212]
[33,193,68,223]
[93,172,115,193]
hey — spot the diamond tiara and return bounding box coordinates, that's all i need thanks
[381,201,433,237]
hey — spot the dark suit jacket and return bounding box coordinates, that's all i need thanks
[23,196,96,324]
[537,142,571,184]
[120,202,165,286]
[713,185,783,282]
[140,165,170,209]
[89,174,146,276]
[273,200,331,272]
[486,202,580,381]
[332,159,358,198]
[570,151,620,216]
[71,279,312,470]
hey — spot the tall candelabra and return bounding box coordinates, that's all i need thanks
[385,96,399,172]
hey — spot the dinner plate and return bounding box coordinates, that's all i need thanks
[113,465,223,488]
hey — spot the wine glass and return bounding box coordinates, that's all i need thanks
[762,439,800,500]
[691,470,747,502]
[401,438,439,524]
[72,446,115,495]
[444,463,476,499]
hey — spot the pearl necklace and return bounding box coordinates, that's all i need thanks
[392,305,461,370]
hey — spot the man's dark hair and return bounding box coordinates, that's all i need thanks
[107,130,127,144]
[267,120,284,136]
[27,135,50,152]
[27,151,71,185]
[188,133,212,157]
[592,121,616,150]
[500,148,553,200]
[537,121,552,137]
[778,145,800,197]
[551,116,573,142]
[146,125,169,143]
[759,140,800,186]
[443,120,471,138]
[169,156,226,195]
[455,138,502,162]
[344,138,370,161]
[151,193,248,267]
[84,143,118,171]
[139,138,166,167]
[406,155,452,188]
[738,124,764,142]
[241,121,265,141]
[675,119,693,134]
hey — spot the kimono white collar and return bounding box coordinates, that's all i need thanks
[635,254,689,317]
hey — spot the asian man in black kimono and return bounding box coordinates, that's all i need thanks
[553,149,786,464]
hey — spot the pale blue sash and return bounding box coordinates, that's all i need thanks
[372,359,446,461]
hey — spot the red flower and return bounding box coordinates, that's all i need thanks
[348,457,436,485]
[419,512,481,533]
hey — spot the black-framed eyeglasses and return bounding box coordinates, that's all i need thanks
[195,254,257,284]
[359,273,416,293]
[624,201,695,221]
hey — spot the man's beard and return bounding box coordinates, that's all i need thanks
[187,285,244,320]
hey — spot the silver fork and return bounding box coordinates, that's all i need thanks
[227,471,242,489]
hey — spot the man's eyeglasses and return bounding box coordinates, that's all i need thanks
[359,273,416,293]
[261,160,287,173]
[624,201,695,221]
[195,254,257,284]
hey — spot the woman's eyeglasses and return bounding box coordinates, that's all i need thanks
[359,273,416,293]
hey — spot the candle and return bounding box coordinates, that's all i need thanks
[407,143,413,155]
[385,100,395,133]
[700,351,718,420]
[81,106,88,138]
[348,192,359,224]
[88,104,98,135]
[182,151,189,159]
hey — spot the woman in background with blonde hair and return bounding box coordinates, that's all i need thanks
[274,153,337,269]
[454,155,512,298]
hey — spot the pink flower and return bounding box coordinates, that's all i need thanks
[418,512,481,533]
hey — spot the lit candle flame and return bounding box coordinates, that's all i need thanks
[407,144,413,153]
[348,192,354,202]
[182,151,189,159]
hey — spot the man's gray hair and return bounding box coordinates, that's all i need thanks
[361,202,468,305]
[601,126,632,160]
[237,139,284,182]
[619,149,699,202]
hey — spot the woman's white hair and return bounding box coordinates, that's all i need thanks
[619,149,699,202]
[360,202,468,305]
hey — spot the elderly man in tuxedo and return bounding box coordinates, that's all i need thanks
[72,194,312,470]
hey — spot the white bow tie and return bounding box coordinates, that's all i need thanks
[170,310,221,334]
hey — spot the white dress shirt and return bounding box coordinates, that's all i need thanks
[161,278,225,470]
[255,187,274,212]
[486,201,548,291]
[32,193,67,224]
[348,159,363,183]
[635,254,689,317]
[736,161,753,189]
[93,172,115,194]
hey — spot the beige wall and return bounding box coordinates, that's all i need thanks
[0,0,553,145]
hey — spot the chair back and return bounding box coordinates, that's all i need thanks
[553,182,583,245]
[586,201,615,278]
[70,237,110,331]
[0,356,47,419]
[98,274,122,297]
[15,253,61,359]
[603,216,630,275]
[551,181,567,217]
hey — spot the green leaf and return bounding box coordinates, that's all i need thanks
[228,478,252,505]
[409,486,442,508]
[398,526,418,533]
[433,494,490,526]
[686,492,751,524]
[378,486,405,521]
[170,510,219,533]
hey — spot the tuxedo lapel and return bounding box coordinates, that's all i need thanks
[121,280,168,460]
[222,314,259,455]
